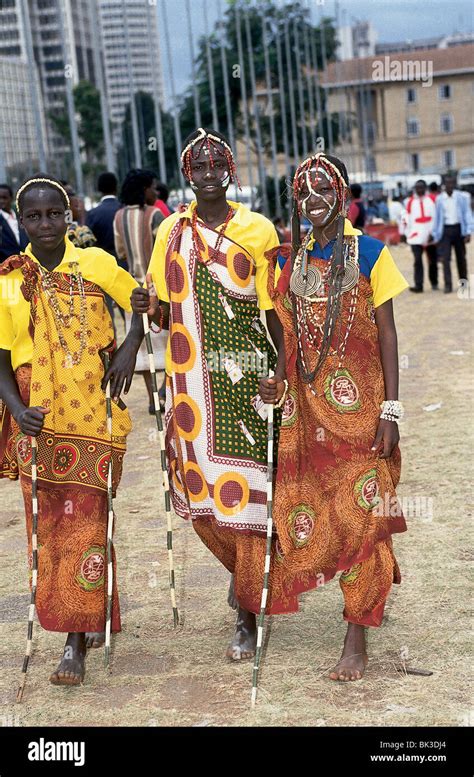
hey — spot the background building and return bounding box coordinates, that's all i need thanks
[0,0,165,181]
[98,0,165,147]
[0,57,47,180]
[323,43,474,178]
[0,0,97,155]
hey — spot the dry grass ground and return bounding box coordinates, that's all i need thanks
[0,242,472,727]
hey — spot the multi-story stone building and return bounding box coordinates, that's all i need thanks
[323,43,474,177]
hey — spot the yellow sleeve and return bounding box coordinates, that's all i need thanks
[147,216,178,303]
[0,281,14,350]
[370,246,409,308]
[82,248,138,312]
[255,222,280,310]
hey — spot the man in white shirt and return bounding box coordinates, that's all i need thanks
[0,183,28,261]
[432,175,471,293]
[401,179,438,293]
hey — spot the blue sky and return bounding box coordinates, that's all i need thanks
[160,0,473,102]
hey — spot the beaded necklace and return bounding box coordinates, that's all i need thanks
[294,236,360,397]
[38,261,88,367]
[191,205,235,265]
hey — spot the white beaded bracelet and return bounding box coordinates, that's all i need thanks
[380,399,404,421]
[275,379,289,409]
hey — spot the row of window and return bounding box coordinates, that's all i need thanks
[0,11,17,23]
[407,84,452,103]
[410,150,456,172]
[407,114,454,136]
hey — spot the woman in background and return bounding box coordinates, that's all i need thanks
[114,169,167,411]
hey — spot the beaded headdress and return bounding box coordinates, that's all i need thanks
[16,177,70,212]
[181,128,241,189]
[293,152,348,217]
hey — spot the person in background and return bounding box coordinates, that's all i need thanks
[272,216,290,243]
[401,179,438,293]
[154,181,173,219]
[432,175,471,293]
[62,183,96,248]
[347,183,366,229]
[86,173,122,263]
[86,172,124,328]
[388,195,404,234]
[428,182,440,202]
[377,196,389,222]
[0,183,28,261]
[114,169,166,411]
[366,197,380,221]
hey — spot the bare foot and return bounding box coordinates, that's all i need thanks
[85,631,105,649]
[329,623,368,681]
[49,633,86,686]
[227,574,238,610]
[226,607,256,660]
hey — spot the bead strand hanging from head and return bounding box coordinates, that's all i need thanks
[180,127,242,192]
[289,153,354,388]
[293,152,348,219]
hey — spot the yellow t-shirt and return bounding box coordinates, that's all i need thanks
[147,200,280,374]
[0,237,138,371]
[274,219,408,307]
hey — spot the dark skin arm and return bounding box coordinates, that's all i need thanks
[0,349,50,436]
[258,309,287,403]
[373,299,400,459]
[101,313,143,400]
[129,272,170,328]
[101,275,170,400]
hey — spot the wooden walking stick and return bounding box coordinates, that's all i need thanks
[104,353,115,668]
[251,369,275,707]
[142,297,179,627]
[16,436,39,703]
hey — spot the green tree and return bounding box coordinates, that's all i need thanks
[48,80,109,186]
[177,0,338,161]
[116,92,178,187]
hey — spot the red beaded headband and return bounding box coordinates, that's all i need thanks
[181,128,241,189]
[293,153,348,215]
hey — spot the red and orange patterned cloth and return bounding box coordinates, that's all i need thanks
[254,240,407,621]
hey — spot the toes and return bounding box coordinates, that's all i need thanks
[226,645,255,661]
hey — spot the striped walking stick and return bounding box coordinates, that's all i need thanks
[142,311,179,627]
[104,354,115,667]
[251,369,275,707]
[16,436,39,703]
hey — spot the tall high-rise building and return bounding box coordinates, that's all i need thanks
[0,57,46,183]
[0,0,98,173]
[98,0,165,146]
[0,0,165,177]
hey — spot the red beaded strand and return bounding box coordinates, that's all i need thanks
[181,131,241,190]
